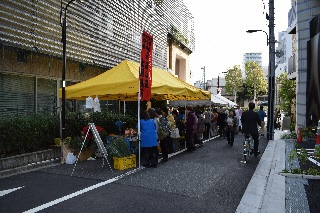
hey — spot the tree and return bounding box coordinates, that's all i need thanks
[244,61,268,104]
[277,72,296,120]
[237,82,254,104]
[225,65,243,104]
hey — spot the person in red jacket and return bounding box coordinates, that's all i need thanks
[81,125,104,158]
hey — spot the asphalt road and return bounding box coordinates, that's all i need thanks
[0,134,268,213]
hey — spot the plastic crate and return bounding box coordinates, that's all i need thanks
[129,154,136,168]
[124,137,131,150]
[106,136,116,144]
[125,156,133,169]
[113,154,136,170]
[113,157,126,170]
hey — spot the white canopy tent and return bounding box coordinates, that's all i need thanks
[211,94,229,106]
[213,94,237,107]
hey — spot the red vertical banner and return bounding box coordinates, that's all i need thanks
[139,31,153,101]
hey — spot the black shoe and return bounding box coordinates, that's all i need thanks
[151,164,157,168]
[187,147,196,152]
[254,151,260,157]
[160,159,168,163]
[143,163,151,168]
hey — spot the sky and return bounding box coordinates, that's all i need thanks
[183,0,292,84]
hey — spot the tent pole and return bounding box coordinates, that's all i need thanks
[124,101,126,115]
[209,99,212,139]
[184,96,187,150]
[138,87,141,168]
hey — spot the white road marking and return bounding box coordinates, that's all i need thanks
[296,148,320,166]
[0,186,24,197]
[23,167,143,213]
[308,157,320,167]
[24,137,220,212]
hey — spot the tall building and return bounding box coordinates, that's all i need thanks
[275,31,292,77]
[0,0,194,118]
[287,0,320,127]
[243,53,263,67]
[275,31,292,106]
[242,52,263,76]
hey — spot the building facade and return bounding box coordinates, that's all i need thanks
[275,31,292,106]
[243,53,263,67]
[242,52,263,77]
[275,31,292,77]
[287,0,320,127]
[0,0,194,118]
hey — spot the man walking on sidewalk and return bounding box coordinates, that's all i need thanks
[257,105,267,137]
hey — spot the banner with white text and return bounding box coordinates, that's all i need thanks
[139,31,153,101]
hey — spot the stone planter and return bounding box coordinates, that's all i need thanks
[0,148,60,171]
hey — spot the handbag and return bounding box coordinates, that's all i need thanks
[171,128,180,138]
[198,127,205,133]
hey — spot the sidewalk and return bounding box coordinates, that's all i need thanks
[236,129,315,213]
[236,130,287,212]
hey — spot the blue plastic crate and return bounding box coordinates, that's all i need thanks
[105,136,116,144]
[124,137,130,150]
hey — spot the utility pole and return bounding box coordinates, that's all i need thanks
[201,66,206,90]
[217,75,220,94]
[267,0,275,140]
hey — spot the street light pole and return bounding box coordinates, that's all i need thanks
[267,0,275,140]
[246,30,269,46]
[245,1,275,141]
[60,0,84,142]
[201,66,205,90]
[217,75,220,94]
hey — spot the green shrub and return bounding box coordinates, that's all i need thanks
[0,113,60,157]
[0,111,137,158]
[105,137,132,160]
[301,127,316,139]
[281,131,297,139]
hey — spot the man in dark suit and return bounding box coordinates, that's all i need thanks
[241,102,261,157]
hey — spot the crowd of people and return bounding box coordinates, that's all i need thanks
[139,102,266,168]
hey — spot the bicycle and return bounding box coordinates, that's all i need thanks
[243,134,254,163]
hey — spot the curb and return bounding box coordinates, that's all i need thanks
[279,172,320,179]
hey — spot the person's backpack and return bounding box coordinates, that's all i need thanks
[158,116,171,140]
[211,112,218,122]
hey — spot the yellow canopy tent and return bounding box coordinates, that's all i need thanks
[59,60,210,101]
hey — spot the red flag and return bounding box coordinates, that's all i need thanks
[139,31,153,101]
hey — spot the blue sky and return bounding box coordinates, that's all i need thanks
[183,0,291,84]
